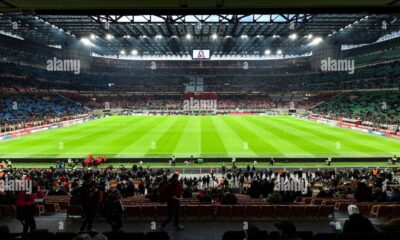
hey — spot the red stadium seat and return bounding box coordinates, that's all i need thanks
[245,205,260,220]
[44,203,60,214]
[290,205,305,219]
[198,205,215,221]
[156,205,169,220]
[260,205,274,220]
[141,206,156,220]
[311,199,324,205]
[0,205,16,217]
[304,206,319,220]
[66,205,82,219]
[125,206,141,220]
[215,206,232,220]
[35,205,45,216]
[231,205,245,220]
[184,205,199,221]
[275,205,290,219]
[319,206,334,219]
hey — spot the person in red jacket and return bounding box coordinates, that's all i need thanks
[15,187,37,233]
[159,174,184,230]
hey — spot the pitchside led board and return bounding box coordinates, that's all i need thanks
[192,50,210,60]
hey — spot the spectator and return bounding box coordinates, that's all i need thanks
[343,205,375,233]
[15,187,37,233]
[80,173,99,232]
[266,192,283,204]
[158,173,184,231]
[354,180,372,202]
[103,189,124,232]
[388,188,400,202]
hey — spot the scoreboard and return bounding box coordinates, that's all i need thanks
[192,50,210,59]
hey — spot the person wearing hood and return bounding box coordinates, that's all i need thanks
[343,205,375,233]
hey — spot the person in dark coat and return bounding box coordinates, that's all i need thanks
[103,189,124,232]
[15,187,37,233]
[80,173,99,232]
[158,174,183,230]
[343,205,375,233]
[354,180,372,202]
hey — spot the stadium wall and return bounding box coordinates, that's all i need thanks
[0,117,91,141]
[300,115,400,140]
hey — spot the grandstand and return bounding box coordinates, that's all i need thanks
[1,1,400,240]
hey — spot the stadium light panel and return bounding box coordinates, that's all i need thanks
[265,49,271,55]
[212,33,218,40]
[241,34,248,39]
[131,49,138,55]
[307,34,313,39]
[186,33,192,40]
[106,34,113,40]
[156,34,163,39]
[310,37,323,46]
[90,34,96,40]
[289,33,297,40]
[80,38,93,46]
[277,49,282,55]
[120,50,126,55]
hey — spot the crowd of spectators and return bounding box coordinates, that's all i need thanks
[0,92,85,131]
[312,91,400,125]
[0,162,399,235]
[1,163,399,207]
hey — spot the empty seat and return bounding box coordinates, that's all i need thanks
[44,203,60,214]
[156,205,168,220]
[245,206,260,220]
[290,205,305,219]
[198,205,215,220]
[1,205,16,217]
[260,205,274,220]
[231,205,245,220]
[184,205,199,221]
[125,206,141,220]
[274,205,290,219]
[35,205,45,216]
[216,206,232,220]
[311,199,323,205]
[375,205,396,218]
[304,206,319,219]
[141,206,156,220]
[319,206,334,219]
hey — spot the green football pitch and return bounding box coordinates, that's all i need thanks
[0,115,399,159]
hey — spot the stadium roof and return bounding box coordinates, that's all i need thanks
[1,12,400,57]
[0,0,400,13]
[1,1,400,57]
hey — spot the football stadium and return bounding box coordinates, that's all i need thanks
[0,1,400,240]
